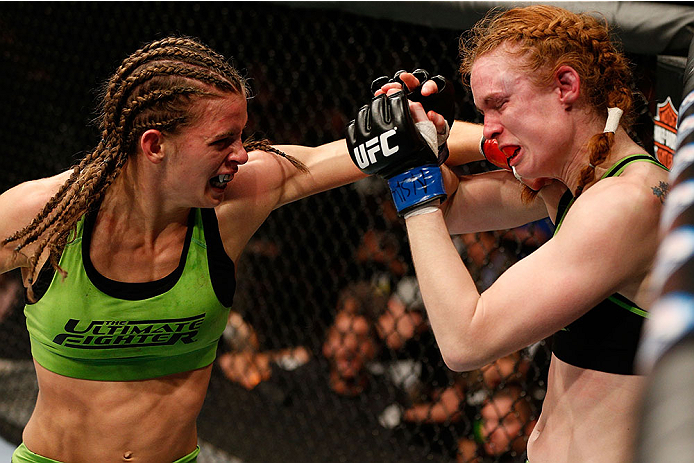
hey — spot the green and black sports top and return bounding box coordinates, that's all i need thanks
[551,154,667,375]
[24,207,235,381]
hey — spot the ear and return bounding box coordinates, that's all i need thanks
[554,65,580,107]
[139,129,166,164]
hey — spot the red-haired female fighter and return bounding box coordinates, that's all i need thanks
[357,5,669,463]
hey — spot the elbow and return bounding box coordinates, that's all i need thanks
[438,342,489,373]
[440,352,468,372]
[434,306,494,372]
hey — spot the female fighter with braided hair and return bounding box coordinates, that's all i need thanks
[0,36,484,462]
[361,5,670,462]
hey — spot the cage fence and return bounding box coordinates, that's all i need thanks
[0,2,667,462]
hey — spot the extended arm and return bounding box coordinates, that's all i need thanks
[442,169,554,234]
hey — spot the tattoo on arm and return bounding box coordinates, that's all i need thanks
[652,181,669,204]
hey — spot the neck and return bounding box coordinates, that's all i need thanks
[100,159,190,241]
[558,126,640,196]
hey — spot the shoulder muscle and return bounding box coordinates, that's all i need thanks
[0,171,72,271]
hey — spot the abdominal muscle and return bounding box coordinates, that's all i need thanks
[527,355,645,463]
[23,361,212,463]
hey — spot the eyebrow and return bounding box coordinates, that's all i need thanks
[207,130,239,144]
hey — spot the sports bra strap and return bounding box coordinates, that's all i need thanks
[554,154,666,233]
[602,154,666,179]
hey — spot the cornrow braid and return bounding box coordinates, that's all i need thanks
[99,36,248,149]
[2,36,260,286]
[111,38,239,91]
[104,36,245,111]
[4,139,109,253]
[118,87,207,151]
[461,5,636,197]
[243,138,308,173]
[104,64,236,143]
[575,132,613,197]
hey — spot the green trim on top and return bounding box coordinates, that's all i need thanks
[608,294,649,318]
[553,154,667,235]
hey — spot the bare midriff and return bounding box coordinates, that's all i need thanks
[22,361,212,463]
[527,354,645,463]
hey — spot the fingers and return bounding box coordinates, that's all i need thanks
[370,75,390,94]
[376,82,407,96]
[420,79,440,97]
[378,87,428,126]
[408,99,428,122]
[373,71,421,96]
[372,69,448,100]
[426,110,447,134]
[382,88,429,124]
[411,68,429,85]
[393,71,420,93]
[373,73,444,129]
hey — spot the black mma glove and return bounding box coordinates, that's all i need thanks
[371,68,455,165]
[346,91,447,217]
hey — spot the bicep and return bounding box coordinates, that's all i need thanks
[474,190,655,356]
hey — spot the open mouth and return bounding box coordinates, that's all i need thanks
[502,145,521,166]
[210,174,232,189]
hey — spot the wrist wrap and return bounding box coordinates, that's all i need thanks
[387,165,446,216]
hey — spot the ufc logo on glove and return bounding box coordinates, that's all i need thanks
[346,90,447,216]
[351,129,399,169]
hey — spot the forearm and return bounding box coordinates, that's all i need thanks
[274,140,367,203]
[445,121,484,166]
[443,171,549,234]
[405,210,487,371]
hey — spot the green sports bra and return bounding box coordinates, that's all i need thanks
[25,207,235,381]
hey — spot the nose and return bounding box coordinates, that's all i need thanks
[482,114,502,141]
[228,141,248,166]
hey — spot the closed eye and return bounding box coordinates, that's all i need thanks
[211,137,233,149]
[481,95,508,114]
